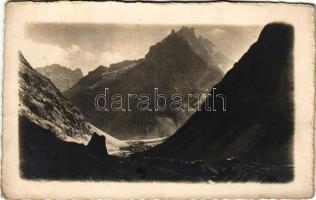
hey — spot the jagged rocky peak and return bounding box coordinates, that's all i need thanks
[144,29,194,62]
[74,68,82,74]
[180,26,195,32]
[176,26,197,40]
[176,26,233,70]
[36,64,83,92]
[198,35,214,47]
[18,52,92,144]
[65,25,226,140]
[144,25,223,68]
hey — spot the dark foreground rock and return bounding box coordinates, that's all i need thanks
[87,133,108,156]
[20,114,291,182]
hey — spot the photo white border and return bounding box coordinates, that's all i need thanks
[2,1,315,198]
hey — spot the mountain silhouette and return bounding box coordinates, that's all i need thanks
[65,27,225,140]
[143,23,294,167]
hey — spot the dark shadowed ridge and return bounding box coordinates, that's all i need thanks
[143,23,294,167]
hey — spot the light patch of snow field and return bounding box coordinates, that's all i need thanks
[125,136,168,144]
[88,123,168,156]
[88,123,129,154]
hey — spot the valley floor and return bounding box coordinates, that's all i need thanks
[88,123,167,156]
[113,137,167,156]
[19,116,293,182]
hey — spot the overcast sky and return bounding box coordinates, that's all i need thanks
[22,23,262,75]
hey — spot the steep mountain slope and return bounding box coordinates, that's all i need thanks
[65,28,224,140]
[19,52,92,143]
[19,52,127,153]
[19,52,118,179]
[144,23,294,166]
[36,64,83,91]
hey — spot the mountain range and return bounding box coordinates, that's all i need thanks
[144,23,294,168]
[19,52,139,179]
[64,27,229,140]
[36,64,83,92]
[18,52,218,180]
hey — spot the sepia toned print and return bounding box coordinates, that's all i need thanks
[2,1,315,199]
[18,23,294,182]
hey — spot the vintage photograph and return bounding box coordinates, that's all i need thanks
[2,1,315,199]
[19,22,294,182]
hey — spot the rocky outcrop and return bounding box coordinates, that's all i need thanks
[87,133,108,156]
